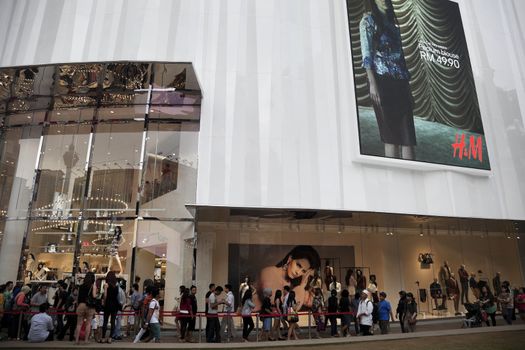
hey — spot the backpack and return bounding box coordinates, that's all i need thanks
[117,286,126,310]
[4,293,15,311]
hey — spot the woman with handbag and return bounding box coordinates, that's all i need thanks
[241,289,256,341]
[272,290,285,340]
[287,291,299,340]
[178,288,193,342]
[101,271,119,343]
[75,272,98,345]
[479,285,496,326]
[403,292,417,332]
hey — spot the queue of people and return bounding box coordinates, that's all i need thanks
[1,275,524,344]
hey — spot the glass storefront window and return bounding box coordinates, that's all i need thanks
[140,121,198,219]
[0,62,201,286]
[84,122,143,219]
[31,124,91,219]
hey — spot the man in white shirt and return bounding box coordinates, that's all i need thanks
[28,303,54,342]
[220,284,235,341]
[356,289,373,335]
[206,286,224,343]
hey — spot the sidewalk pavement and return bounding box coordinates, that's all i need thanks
[2,323,524,349]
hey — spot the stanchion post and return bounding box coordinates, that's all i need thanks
[17,311,23,340]
[255,313,259,342]
[198,314,202,343]
[308,311,312,339]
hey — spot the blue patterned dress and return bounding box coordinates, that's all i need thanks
[359,13,416,146]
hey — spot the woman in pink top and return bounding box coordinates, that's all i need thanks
[516,287,525,322]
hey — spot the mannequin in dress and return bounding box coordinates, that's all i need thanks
[108,226,123,274]
[345,269,357,298]
[239,276,251,300]
[356,269,367,295]
[34,262,49,281]
[324,260,334,291]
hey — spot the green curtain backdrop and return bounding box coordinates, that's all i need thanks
[347,0,484,133]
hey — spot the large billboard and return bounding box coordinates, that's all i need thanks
[228,244,355,310]
[347,0,490,170]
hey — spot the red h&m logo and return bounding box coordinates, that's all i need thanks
[452,134,483,163]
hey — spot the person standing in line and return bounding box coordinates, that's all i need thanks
[327,289,339,337]
[9,286,30,340]
[458,265,470,304]
[188,285,198,342]
[206,286,224,343]
[498,285,513,325]
[204,283,216,342]
[395,291,407,333]
[28,303,54,342]
[311,287,325,339]
[272,290,285,340]
[111,280,126,340]
[281,285,290,333]
[75,272,98,345]
[260,288,274,341]
[479,285,497,327]
[339,289,352,337]
[30,284,49,315]
[54,282,68,337]
[286,291,299,341]
[220,284,235,342]
[101,271,119,344]
[57,286,78,341]
[515,287,525,322]
[356,289,373,336]
[178,288,193,342]
[143,287,161,343]
[1,281,14,334]
[377,292,394,334]
[241,289,255,341]
[129,283,142,336]
[403,292,417,332]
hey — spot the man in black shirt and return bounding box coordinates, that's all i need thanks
[205,284,215,342]
[430,278,446,310]
[188,285,198,341]
[54,281,68,336]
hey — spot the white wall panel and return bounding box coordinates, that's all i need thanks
[0,0,524,220]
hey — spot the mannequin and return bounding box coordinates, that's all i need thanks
[345,269,357,299]
[239,276,251,300]
[438,261,452,297]
[356,269,367,295]
[25,253,36,274]
[108,226,123,274]
[310,270,323,290]
[324,260,334,291]
[82,261,90,274]
[328,275,342,297]
[34,262,49,281]
[430,278,446,310]
[457,264,470,304]
[368,274,379,303]
[446,273,461,315]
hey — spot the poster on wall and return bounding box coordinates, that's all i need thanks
[347,0,490,170]
[228,244,355,310]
